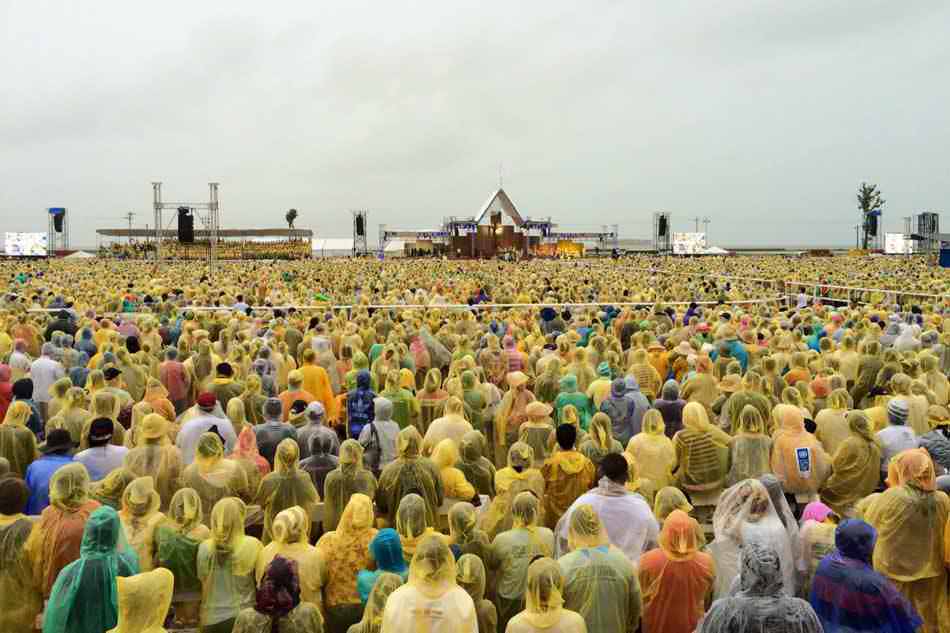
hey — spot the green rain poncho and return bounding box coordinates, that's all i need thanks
[490,491,555,631]
[557,505,642,633]
[155,488,210,599]
[462,370,488,432]
[254,438,319,544]
[324,439,378,532]
[376,427,444,527]
[457,430,496,497]
[43,506,140,633]
[379,370,420,430]
[554,374,592,430]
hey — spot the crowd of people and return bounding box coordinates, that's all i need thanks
[100,239,312,261]
[0,254,948,632]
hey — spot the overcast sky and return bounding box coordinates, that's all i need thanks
[2,1,949,248]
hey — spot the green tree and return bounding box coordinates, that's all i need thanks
[857,182,884,249]
[285,208,298,232]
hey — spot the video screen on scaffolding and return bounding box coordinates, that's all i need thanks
[4,232,49,257]
[884,232,914,255]
[672,232,707,255]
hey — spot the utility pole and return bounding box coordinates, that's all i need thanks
[691,216,701,232]
[702,217,710,242]
[123,211,136,246]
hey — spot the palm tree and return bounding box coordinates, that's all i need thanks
[285,208,298,232]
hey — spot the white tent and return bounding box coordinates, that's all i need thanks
[310,238,406,258]
[64,250,95,259]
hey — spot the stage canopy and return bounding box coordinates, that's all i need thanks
[96,228,312,239]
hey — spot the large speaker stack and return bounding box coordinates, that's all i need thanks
[352,210,368,256]
[177,206,194,243]
[653,212,671,254]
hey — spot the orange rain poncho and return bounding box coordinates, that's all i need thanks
[25,462,102,596]
[770,404,830,495]
[638,509,715,633]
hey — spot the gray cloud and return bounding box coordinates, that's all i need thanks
[1,0,948,248]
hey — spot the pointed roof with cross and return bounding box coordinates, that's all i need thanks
[474,188,525,227]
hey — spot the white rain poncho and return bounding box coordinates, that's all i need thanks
[697,542,822,633]
[709,478,797,599]
[380,534,477,633]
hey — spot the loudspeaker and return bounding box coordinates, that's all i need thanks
[355,213,365,237]
[868,214,878,237]
[53,211,64,233]
[177,207,194,243]
[658,215,668,237]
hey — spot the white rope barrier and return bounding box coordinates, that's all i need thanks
[98,295,787,318]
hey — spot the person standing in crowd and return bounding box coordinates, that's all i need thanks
[697,542,822,633]
[0,477,44,632]
[74,417,128,481]
[638,509,714,633]
[42,505,140,633]
[177,391,238,465]
[25,429,75,514]
[865,448,950,633]
[558,505,642,633]
[253,397,298,468]
[556,452,659,560]
[810,518,923,633]
[541,424,596,530]
[31,342,65,422]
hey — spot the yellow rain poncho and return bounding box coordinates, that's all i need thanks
[725,404,773,487]
[490,491,555,631]
[79,391,126,450]
[557,505,642,633]
[578,411,623,468]
[481,442,545,539]
[254,438,319,544]
[109,567,175,633]
[316,494,377,631]
[181,433,252,525]
[626,409,675,490]
[866,449,950,633]
[91,466,136,509]
[25,462,102,596]
[123,413,183,510]
[0,401,38,477]
[541,441,596,531]
[505,558,586,633]
[118,476,165,572]
[46,386,89,446]
[256,506,325,614]
[233,556,325,633]
[376,427,443,527]
[432,439,476,501]
[0,478,43,632]
[672,402,730,492]
[197,497,263,631]
[820,411,882,515]
[380,534,478,633]
[323,439,377,533]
